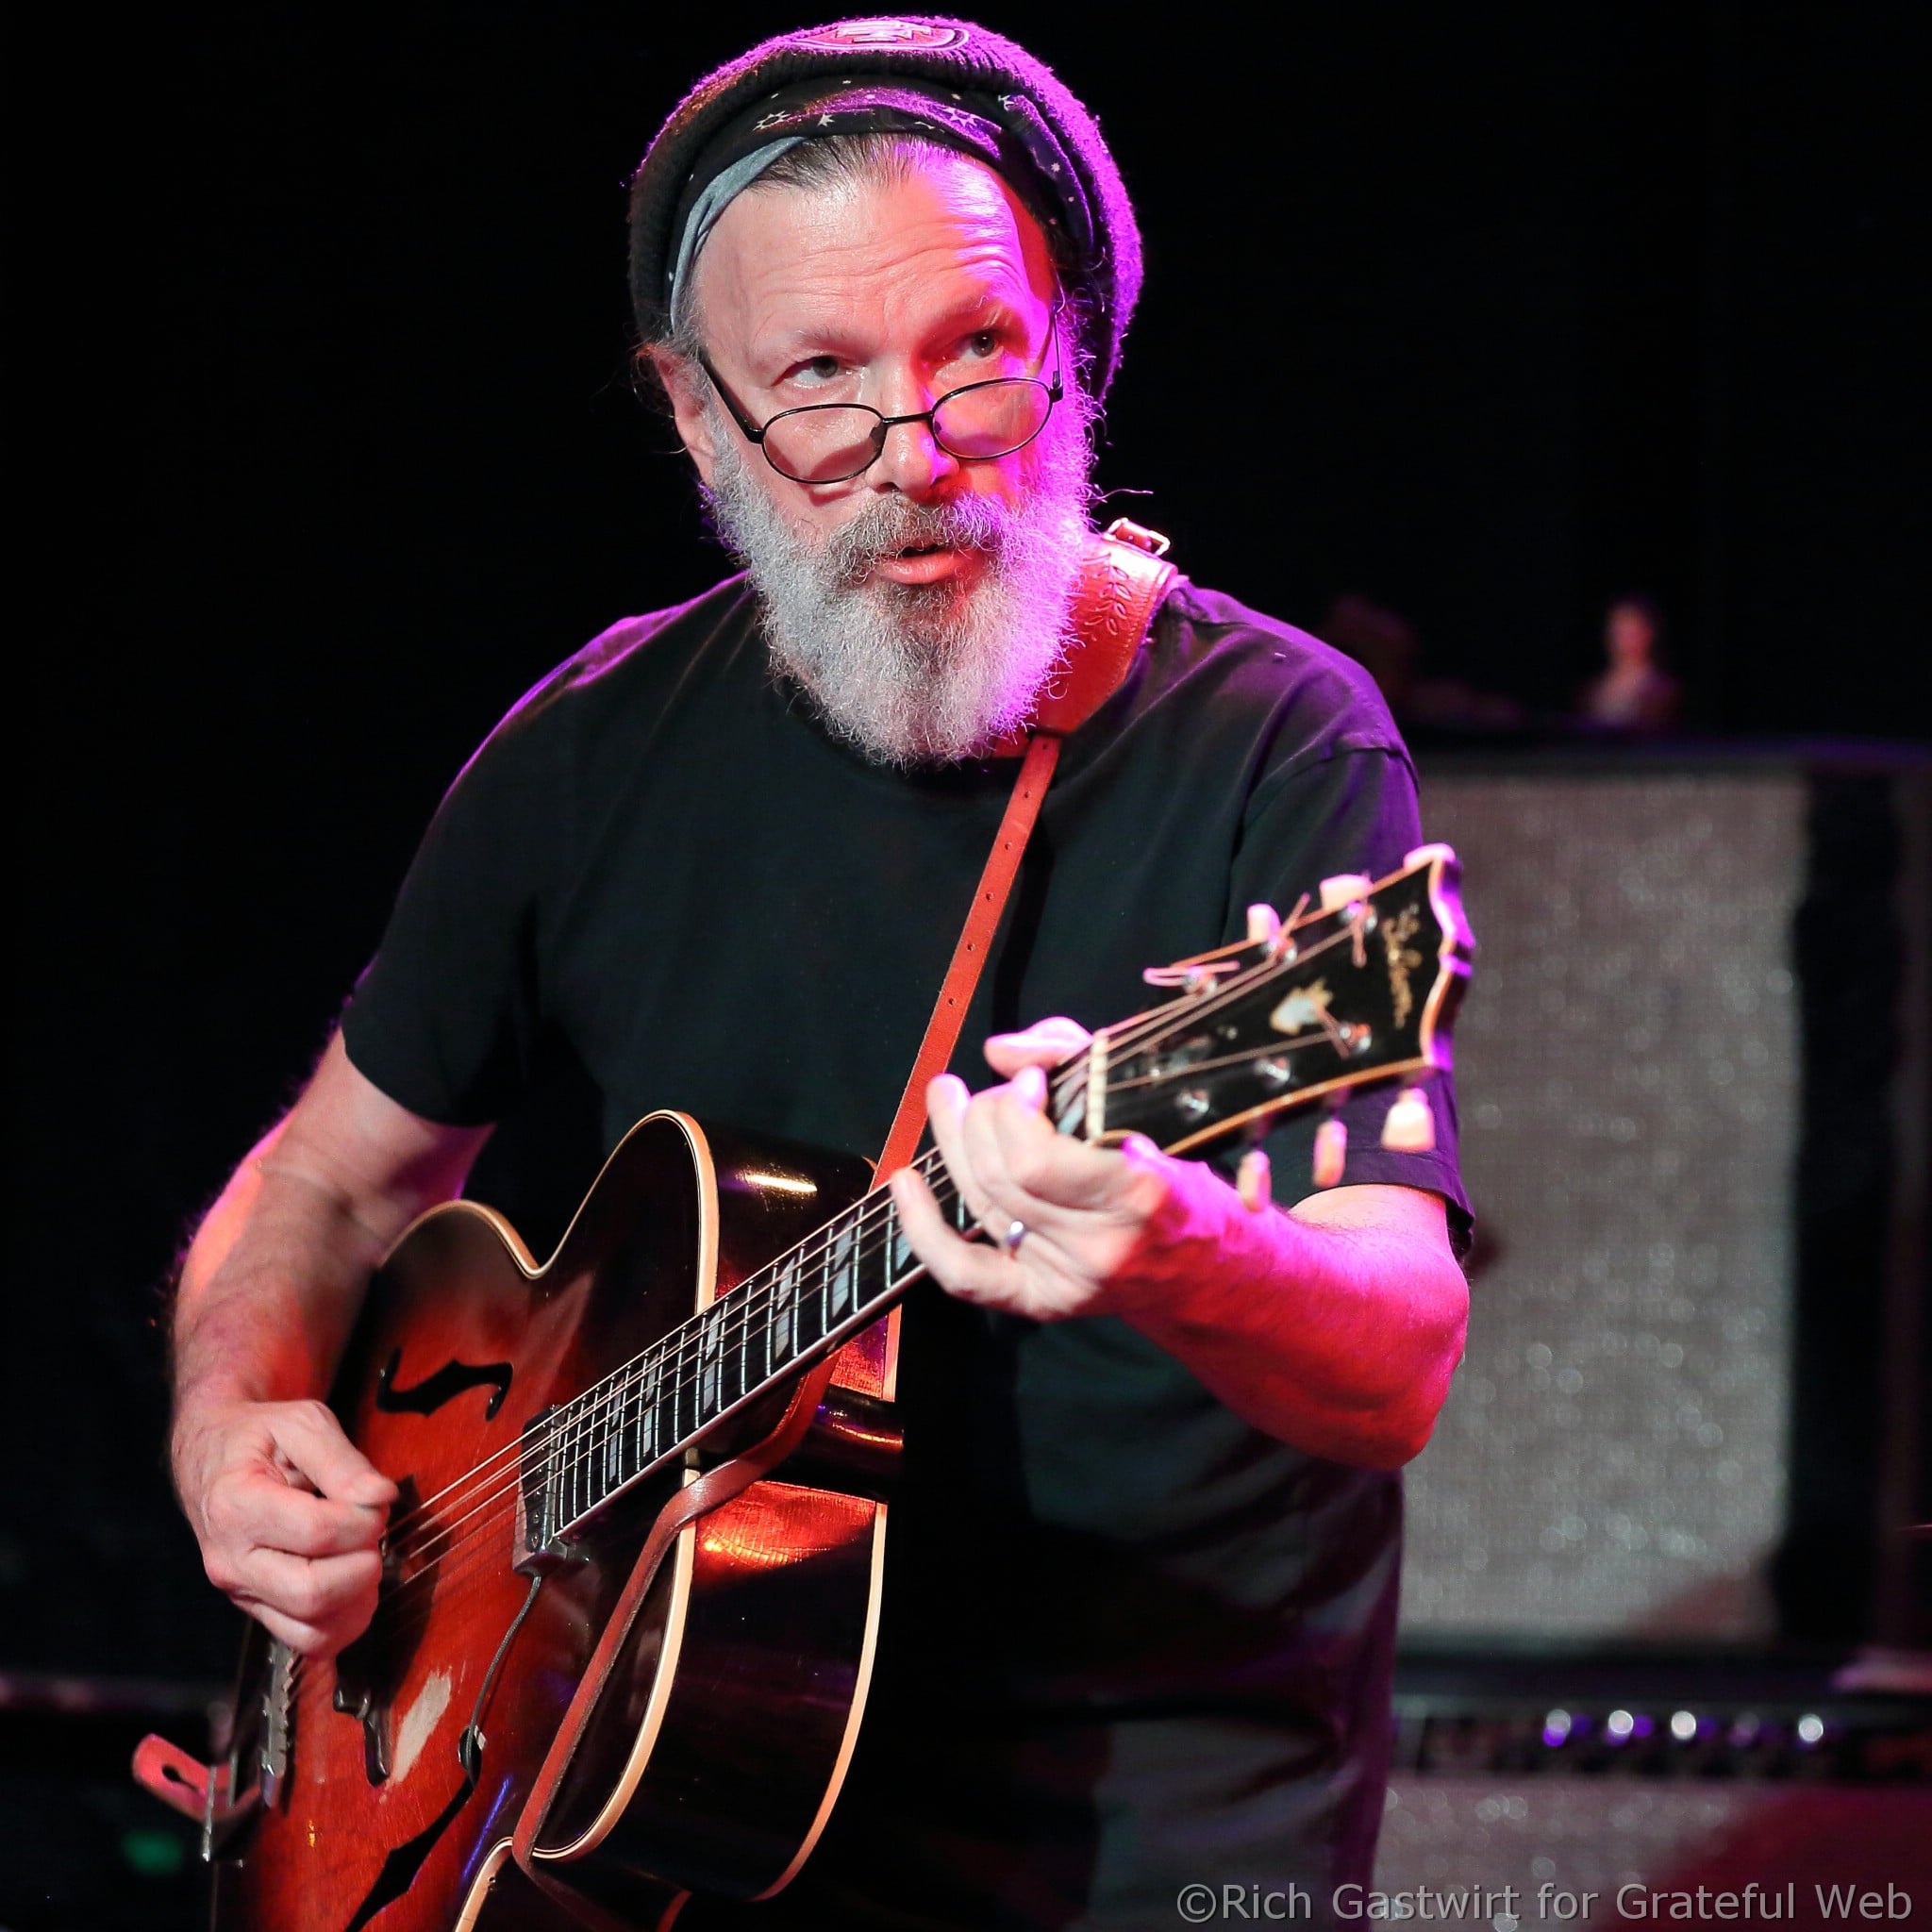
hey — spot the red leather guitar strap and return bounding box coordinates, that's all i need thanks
[872,728,1058,1174]
[875,523,1177,1174]
[509,525,1174,1911]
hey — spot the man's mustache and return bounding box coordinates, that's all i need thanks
[827,494,1013,587]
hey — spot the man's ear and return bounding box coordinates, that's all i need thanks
[647,345,719,487]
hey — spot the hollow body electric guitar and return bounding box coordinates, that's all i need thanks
[136,848,1470,1932]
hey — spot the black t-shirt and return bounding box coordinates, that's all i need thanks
[342,574,1468,1929]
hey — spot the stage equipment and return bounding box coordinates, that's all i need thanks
[1398,750,1929,1652]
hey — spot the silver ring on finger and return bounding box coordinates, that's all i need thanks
[1000,1218,1028,1257]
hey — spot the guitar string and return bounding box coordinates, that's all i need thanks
[367,913,1386,1591]
[358,908,1394,1603]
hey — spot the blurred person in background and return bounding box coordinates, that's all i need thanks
[1577,592,1682,731]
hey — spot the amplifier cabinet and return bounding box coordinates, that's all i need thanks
[1402,756,1928,1647]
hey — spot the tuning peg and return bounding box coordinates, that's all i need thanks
[1312,1118,1347,1190]
[1380,1087,1436,1153]
[1236,1147,1272,1212]
[1245,903,1282,945]
[1318,874,1372,913]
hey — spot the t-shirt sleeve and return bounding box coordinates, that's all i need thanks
[1224,738,1472,1245]
[339,711,558,1126]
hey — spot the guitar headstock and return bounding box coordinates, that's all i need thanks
[1072,845,1472,1157]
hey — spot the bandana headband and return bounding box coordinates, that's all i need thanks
[667,78,1051,325]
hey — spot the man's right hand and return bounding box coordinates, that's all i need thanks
[169,1034,491,1657]
[175,1397,398,1657]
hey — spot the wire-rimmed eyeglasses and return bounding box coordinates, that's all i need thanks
[697,308,1063,486]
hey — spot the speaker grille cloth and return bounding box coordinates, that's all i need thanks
[1400,774,1804,1638]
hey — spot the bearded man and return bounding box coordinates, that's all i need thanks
[167,18,1471,1928]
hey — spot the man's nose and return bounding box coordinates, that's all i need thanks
[869,388,958,496]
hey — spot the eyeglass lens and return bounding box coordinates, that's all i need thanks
[763,380,1054,485]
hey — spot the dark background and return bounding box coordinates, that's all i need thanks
[5,0,1921,1757]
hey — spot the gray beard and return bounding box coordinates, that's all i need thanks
[702,397,1094,766]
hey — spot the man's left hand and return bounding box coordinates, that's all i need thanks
[889,1018,1217,1323]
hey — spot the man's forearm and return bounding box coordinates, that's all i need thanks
[1121,1172,1468,1469]
[173,1035,491,1438]
[171,1138,391,1462]
[167,1034,491,1652]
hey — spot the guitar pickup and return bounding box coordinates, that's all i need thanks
[513,1405,575,1573]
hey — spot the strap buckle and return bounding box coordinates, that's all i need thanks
[1101,514,1173,558]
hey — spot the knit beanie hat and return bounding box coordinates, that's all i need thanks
[627,17,1141,393]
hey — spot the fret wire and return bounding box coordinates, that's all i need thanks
[704,1305,718,1408]
[690,1308,709,1431]
[759,1261,774,1381]
[676,1315,697,1444]
[564,1391,579,1522]
[571,1390,589,1523]
[733,1286,753,1405]
[720,1294,739,1412]
[669,1318,689,1446]
[888,1198,911,1283]
[821,1230,836,1345]
[727,1285,751,1409]
[700,1302,722,1424]
[772,1250,794,1370]
[714,1296,735,1420]
[828,1219,854,1322]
